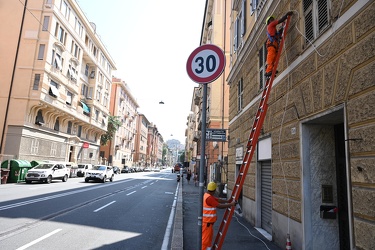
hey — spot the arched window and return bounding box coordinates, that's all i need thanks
[54,118,60,131]
[35,110,45,125]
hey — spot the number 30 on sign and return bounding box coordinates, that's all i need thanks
[186,44,225,84]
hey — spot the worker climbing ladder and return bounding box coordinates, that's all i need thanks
[212,16,291,250]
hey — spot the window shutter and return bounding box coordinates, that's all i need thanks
[317,0,329,33]
[234,18,238,52]
[241,0,246,36]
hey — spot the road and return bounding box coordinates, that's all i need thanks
[0,168,178,250]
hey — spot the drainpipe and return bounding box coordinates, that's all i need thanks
[0,0,28,154]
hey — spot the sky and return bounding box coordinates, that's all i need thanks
[76,0,206,144]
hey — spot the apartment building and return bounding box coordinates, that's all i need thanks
[224,0,374,249]
[147,124,163,167]
[186,0,231,191]
[134,114,150,168]
[100,77,138,168]
[0,0,116,164]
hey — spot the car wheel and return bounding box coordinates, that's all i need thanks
[62,175,68,182]
[110,175,114,182]
[85,178,89,183]
[25,180,32,184]
[102,176,106,183]
[46,175,52,184]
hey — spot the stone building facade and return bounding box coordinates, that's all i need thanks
[226,0,374,249]
[0,0,116,164]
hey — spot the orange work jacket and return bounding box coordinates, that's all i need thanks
[203,193,217,223]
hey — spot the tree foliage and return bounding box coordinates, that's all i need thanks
[100,116,122,146]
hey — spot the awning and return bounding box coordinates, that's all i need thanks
[80,101,90,113]
[49,85,60,97]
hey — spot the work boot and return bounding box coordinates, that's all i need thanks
[265,70,279,78]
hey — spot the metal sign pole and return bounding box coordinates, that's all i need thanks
[197,83,208,249]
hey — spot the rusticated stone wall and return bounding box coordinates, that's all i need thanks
[228,0,374,249]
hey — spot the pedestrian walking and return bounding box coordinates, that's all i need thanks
[187,170,192,184]
[202,182,236,250]
[194,173,198,186]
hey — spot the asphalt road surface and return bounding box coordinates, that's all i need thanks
[0,168,178,250]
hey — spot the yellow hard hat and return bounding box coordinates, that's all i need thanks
[207,182,217,191]
[266,15,275,24]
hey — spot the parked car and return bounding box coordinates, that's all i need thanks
[77,164,93,177]
[113,166,120,174]
[66,162,78,178]
[121,166,130,173]
[85,165,114,183]
[25,162,69,184]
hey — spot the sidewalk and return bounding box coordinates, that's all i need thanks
[173,179,282,250]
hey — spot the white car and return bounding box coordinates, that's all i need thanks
[25,163,69,184]
[85,165,114,183]
[77,164,93,177]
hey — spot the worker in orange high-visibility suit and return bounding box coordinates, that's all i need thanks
[202,182,236,250]
[265,11,293,78]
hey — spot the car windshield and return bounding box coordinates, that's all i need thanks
[93,165,106,171]
[78,165,85,169]
[34,164,54,169]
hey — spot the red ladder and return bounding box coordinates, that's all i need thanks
[212,16,291,250]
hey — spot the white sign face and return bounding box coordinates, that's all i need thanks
[186,44,225,84]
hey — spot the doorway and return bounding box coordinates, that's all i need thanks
[302,108,351,249]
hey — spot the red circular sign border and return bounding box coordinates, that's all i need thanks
[186,44,225,84]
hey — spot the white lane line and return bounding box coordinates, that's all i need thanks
[16,229,62,250]
[141,186,147,189]
[93,201,116,212]
[161,183,179,250]
[126,191,136,196]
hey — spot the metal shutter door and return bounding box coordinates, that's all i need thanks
[261,161,272,234]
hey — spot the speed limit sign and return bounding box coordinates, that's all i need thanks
[186,44,225,84]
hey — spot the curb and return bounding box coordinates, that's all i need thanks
[171,181,183,250]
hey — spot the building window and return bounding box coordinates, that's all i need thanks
[54,118,60,131]
[237,78,243,112]
[66,91,73,105]
[94,110,99,121]
[52,50,63,70]
[38,44,45,60]
[49,80,60,98]
[77,125,82,137]
[50,142,57,156]
[33,74,41,90]
[81,83,88,97]
[84,64,89,77]
[259,43,267,89]
[241,0,246,37]
[68,64,77,81]
[31,139,39,155]
[42,16,50,31]
[67,121,72,134]
[35,110,44,125]
[303,0,330,44]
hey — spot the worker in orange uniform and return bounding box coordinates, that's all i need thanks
[265,11,293,78]
[202,182,236,250]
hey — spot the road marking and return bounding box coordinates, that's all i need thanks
[126,191,136,196]
[161,183,179,250]
[93,201,116,212]
[16,229,62,250]
[141,186,147,189]
[165,192,174,195]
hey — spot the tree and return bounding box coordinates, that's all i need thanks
[100,115,122,146]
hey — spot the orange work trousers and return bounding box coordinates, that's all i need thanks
[202,222,214,250]
[266,41,279,74]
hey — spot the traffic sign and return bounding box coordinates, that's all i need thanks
[186,44,225,84]
[206,129,226,141]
